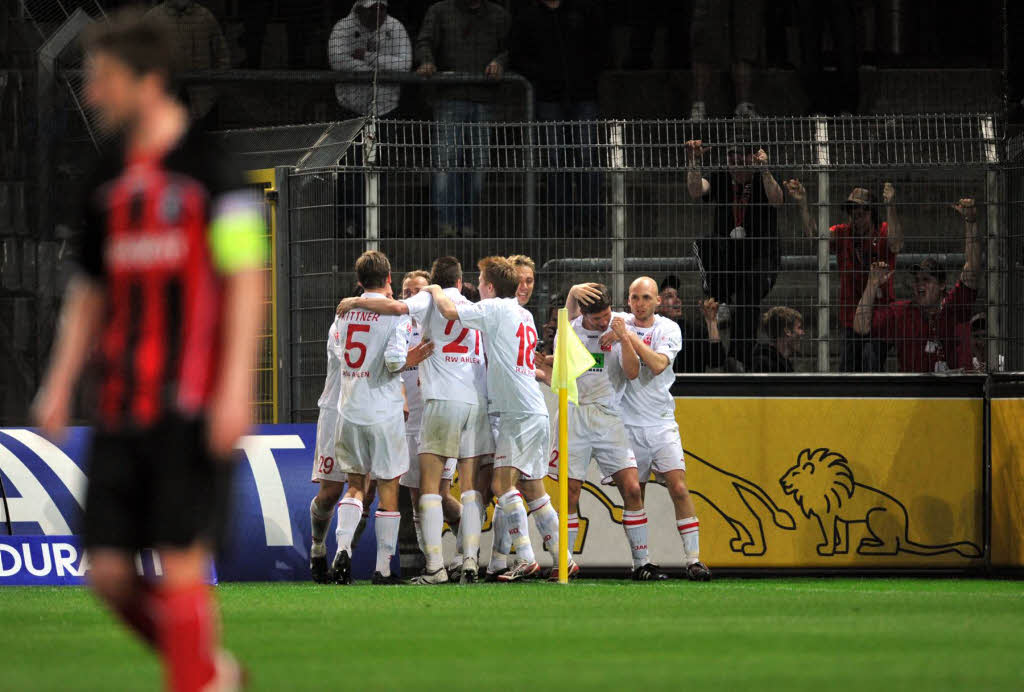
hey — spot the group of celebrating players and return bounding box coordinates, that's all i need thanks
[307,250,712,585]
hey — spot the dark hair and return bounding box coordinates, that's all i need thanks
[355,250,391,290]
[762,306,803,340]
[430,256,462,289]
[477,256,519,299]
[81,8,177,87]
[460,281,480,302]
[579,283,612,315]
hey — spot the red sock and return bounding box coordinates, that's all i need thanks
[112,577,159,648]
[155,583,218,692]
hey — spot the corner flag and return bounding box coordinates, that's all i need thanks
[551,308,595,584]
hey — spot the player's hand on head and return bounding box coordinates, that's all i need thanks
[571,282,602,305]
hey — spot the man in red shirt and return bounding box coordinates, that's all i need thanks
[31,10,264,691]
[786,180,903,372]
[853,198,981,373]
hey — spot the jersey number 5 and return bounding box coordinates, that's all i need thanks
[516,323,537,368]
[344,324,370,368]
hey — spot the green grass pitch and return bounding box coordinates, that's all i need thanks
[1,579,1022,690]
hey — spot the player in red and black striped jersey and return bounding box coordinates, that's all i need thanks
[31,9,264,692]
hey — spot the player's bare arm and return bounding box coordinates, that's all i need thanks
[209,267,265,458]
[337,295,409,316]
[611,317,640,380]
[535,353,553,386]
[566,282,603,320]
[402,339,434,371]
[31,276,106,439]
[627,331,671,375]
[423,284,459,321]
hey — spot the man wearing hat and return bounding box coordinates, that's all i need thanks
[686,137,784,370]
[328,1,412,118]
[785,179,903,372]
[852,198,981,373]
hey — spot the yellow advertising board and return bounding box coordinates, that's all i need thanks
[991,397,1024,568]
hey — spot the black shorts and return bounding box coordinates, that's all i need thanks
[82,416,234,552]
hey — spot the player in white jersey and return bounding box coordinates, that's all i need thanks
[325,251,420,585]
[396,270,462,569]
[337,256,493,584]
[545,283,667,581]
[424,256,561,581]
[609,276,711,581]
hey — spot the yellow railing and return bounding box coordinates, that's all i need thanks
[246,168,278,424]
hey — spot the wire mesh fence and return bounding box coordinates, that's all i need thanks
[278,113,1012,421]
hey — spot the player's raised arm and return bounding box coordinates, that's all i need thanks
[566,282,603,320]
[424,284,460,321]
[337,294,409,317]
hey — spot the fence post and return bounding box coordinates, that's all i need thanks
[981,116,1001,371]
[274,166,293,423]
[609,121,626,308]
[364,118,379,253]
[814,117,831,372]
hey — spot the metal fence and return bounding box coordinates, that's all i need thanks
[272,113,1015,421]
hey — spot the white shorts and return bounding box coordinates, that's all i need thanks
[547,403,637,484]
[335,414,410,481]
[479,413,501,467]
[311,406,348,483]
[494,413,549,481]
[400,432,457,488]
[627,422,686,483]
[419,399,495,460]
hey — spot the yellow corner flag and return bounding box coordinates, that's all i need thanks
[552,308,595,584]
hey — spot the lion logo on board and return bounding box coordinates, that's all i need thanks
[779,448,981,558]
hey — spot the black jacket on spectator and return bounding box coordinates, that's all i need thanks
[748,343,794,373]
[509,0,608,104]
[673,318,727,373]
[704,170,781,274]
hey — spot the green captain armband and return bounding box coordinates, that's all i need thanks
[209,191,268,273]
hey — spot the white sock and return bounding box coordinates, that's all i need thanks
[528,495,560,565]
[622,509,649,568]
[567,513,580,557]
[677,516,700,565]
[488,504,508,571]
[499,490,535,564]
[310,497,335,557]
[335,497,363,555]
[460,491,482,562]
[419,494,444,571]
[374,510,401,576]
[412,508,426,555]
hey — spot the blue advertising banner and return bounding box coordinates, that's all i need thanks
[0,426,387,584]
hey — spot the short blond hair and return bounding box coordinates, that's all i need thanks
[477,256,519,299]
[402,269,430,284]
[508,254,536,272]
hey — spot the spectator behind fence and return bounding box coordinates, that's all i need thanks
[658,278,727,373]
[958,313,989,372]
[687,137,783,370]
[146,0,229,123]
[539,299,559,355]
[511,0,608,235]
[689,0,763,119]
[853,198,982,373]
[750,306,805,373]
[329,0,412,117]
[794,0,859,115]
[416,0,511,238]
[786,180,902,372]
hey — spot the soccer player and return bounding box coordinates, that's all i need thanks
[328,250,420,585]
[607,276,712,581]
[396,270,462,569]
[423,256,560,582]
[31,10,264,689]
[546,283,666,581]
[338,256,493,584]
